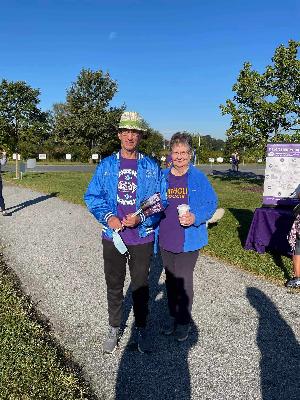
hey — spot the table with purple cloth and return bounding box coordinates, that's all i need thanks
[244,207,295,256]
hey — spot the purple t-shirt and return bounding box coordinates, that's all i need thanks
[116,157,153,245]
[159,172,188,253]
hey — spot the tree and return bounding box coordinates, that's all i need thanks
[53,68,124,156]
[0,79,49,177]
[220,40,300,153]
[191,133,225,163]
[139,120,164,158]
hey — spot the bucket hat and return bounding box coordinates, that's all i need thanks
[118,111,147,131]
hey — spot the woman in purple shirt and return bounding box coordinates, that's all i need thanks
[159,132,217,341]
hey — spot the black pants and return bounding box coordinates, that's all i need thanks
[102,239,153,328]
[160,248,199,325]
[0,180,5,211]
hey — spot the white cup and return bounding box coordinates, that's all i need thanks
[177,204,190,217]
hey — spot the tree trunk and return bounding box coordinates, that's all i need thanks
[15,153,19,179]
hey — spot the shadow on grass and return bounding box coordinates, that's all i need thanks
[228,207,254,245]
[211,169,264,186]
[230,207,292,278]
[116,253,198,400]
[247,287,300,400]
[6,192,59,215]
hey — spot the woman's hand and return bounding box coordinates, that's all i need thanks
[179,211,195,227]
[122,214,141,228]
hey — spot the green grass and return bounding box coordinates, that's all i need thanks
[3,170,293,283]
[7,160,90,165]
[0,262,94,399]
[205,175,292,282]
[3,171,91,205]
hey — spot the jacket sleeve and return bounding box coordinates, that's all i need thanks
[191,173,218,227]
[84,162,114,227]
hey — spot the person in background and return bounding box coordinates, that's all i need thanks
[159,132,217,341]
[231,151,240,172]
[0,150,8,216]
[287,202,300,288]
[84,111,166,354]
[235,152,240,172]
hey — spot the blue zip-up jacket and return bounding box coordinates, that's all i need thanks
[163,165,218,252]
[84,151,167,240]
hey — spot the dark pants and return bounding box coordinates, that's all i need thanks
[160,248,199,325]
[102,239,153,328]
[0,180,5,211]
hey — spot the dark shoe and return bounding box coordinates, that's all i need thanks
[175,323,190,342]
[103,326,119,354]
[286,277,300,289]
[136,327,152,354]
[160,317,176,336]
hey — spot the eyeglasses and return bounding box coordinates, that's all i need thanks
[172,151,191,157]
[121,131,140,138]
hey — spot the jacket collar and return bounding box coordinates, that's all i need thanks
[116,150,144,160]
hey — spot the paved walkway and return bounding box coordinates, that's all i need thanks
[1,185,299,400]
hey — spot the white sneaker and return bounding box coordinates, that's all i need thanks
[207,208,225,225]
[103,326,119,354]
[286,277,300,289]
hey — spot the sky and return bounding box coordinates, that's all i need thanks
[0,0,299,139]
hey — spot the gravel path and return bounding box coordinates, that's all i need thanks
[1,185,300,400]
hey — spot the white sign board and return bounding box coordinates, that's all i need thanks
[66,154,72,160]
[92,154,99,160]
[27,159,36,169]
[13,153,21,160]
[216,157,224,163]
[263,143,300,206]
[39,153,47,160]
[208,158,215,163]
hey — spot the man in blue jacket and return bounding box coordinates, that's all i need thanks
[85,111,166,354]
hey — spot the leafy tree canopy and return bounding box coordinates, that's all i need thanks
[220,39,300,151]
[0,79,48,152]
[52,68,124,152]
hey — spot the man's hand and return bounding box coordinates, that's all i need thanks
[122,214,141,228]
[108,216,123,231]
[179,211,195,227]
